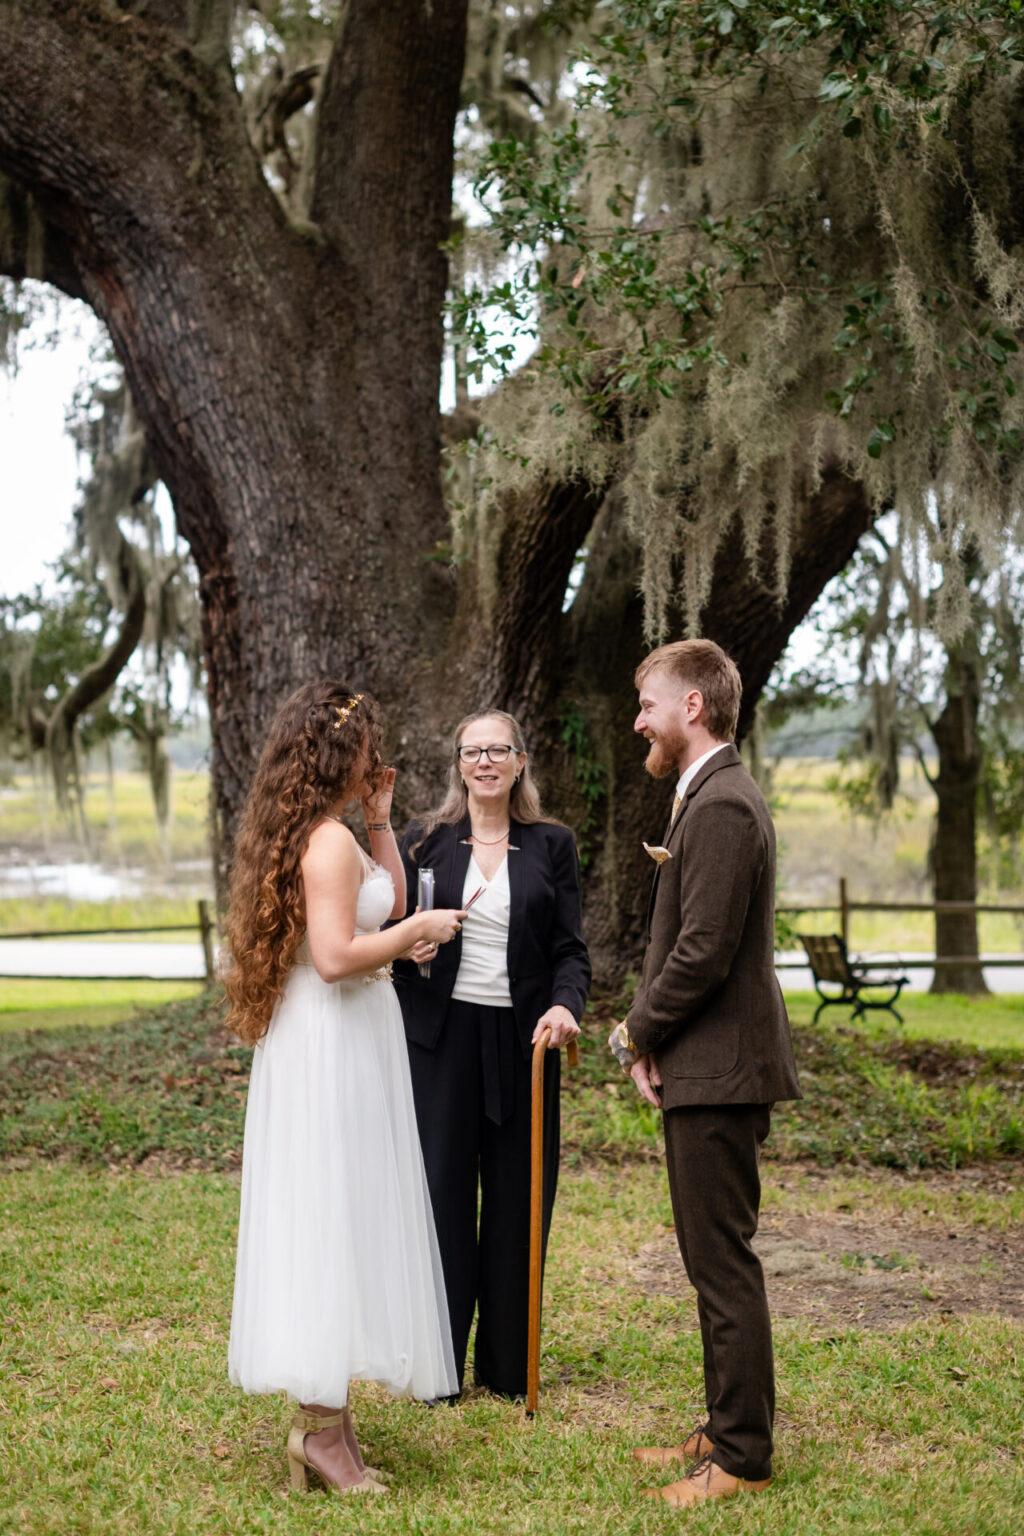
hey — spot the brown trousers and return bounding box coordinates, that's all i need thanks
[663,1102,774,1482]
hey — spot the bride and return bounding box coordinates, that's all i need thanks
[224,682,465,1494]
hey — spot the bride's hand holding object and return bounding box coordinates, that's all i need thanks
[403,885,481,961]
[418,906,468,947]
[401,938,438,963]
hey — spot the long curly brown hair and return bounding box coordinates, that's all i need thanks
[224,682,385,1044]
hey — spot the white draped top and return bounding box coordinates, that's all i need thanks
[450,854,513,1009]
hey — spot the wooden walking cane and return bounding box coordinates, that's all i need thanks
[526,1026,579,1416]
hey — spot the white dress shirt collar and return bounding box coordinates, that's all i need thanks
[675,741,730,805]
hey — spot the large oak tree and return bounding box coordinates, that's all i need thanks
[2,3,1021,978]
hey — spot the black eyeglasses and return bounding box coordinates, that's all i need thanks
[457,744,516,764]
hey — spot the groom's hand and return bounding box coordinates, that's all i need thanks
[629,1053,662,1108]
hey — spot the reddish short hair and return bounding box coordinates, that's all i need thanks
[635,639,742,741]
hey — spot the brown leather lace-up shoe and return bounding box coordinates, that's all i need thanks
[632,1423,714,1468]
[644,1452,772,1508]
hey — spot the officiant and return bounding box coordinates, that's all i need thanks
[393,709,591,1401]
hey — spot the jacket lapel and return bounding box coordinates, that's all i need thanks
[644,744,742,938]
[679,742,741,811]
[447,814,474,906]
[505,818,526,975]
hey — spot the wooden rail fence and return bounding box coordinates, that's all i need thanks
[2,881,1023,981]
[776,877,1024,970]
[0,899,217,984]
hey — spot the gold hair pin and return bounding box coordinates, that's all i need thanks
[333,693,364,728]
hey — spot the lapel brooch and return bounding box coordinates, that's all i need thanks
[643,841,673,864]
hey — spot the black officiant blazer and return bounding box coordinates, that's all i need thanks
[392,816,591,1059]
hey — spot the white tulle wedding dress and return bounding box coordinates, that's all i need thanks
[228,864,457,1404]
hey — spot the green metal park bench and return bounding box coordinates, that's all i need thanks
[798,932,910,1025]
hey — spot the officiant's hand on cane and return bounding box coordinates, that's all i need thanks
[531,1006,580,1050]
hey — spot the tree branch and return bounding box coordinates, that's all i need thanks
[913,727,938,790]
[702,460,880,740]
[0,176,87,299]
[256,62,322,135]
[46,530,147,813]
[473,475,608,718]
[311,0,469,387]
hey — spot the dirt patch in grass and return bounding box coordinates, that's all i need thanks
[632,1162,1024,1330]
[877,1036,1024,1086]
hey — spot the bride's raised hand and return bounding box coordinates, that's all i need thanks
[362,765,396,829]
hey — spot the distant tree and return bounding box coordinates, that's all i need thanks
[1,564,127,844]
[0,373,202,849]
[791,513,1024,993]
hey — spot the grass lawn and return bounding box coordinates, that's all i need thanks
[2,1161,1021,1535]
[0,990,1022,1172]
[784,990,1024,1053]
[0,770,211,865]
[0,979,205,1034]
[0,894,210,939]
[1,990,1022,1532]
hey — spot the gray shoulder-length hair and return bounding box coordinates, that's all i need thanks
[408,708,558,858]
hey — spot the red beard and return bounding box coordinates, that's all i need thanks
[643,732,684,780]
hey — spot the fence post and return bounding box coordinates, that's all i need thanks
[198,899,215,984]
[839,876,850,949]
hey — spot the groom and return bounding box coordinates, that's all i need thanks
[610,639,800,1509]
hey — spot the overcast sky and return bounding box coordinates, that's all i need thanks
[0,298,102,599]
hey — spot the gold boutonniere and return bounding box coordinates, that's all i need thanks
[643,841,673,864]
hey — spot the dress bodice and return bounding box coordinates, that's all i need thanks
[293,864,395,966]
[354,864,396,934]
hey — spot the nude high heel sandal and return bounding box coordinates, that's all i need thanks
[286,1409,386,1494]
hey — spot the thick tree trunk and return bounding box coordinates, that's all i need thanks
[0,2,888,980]
[927,647,988,995]
[475,466,880,986]
[0,0,470,893]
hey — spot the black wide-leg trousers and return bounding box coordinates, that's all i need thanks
[407,999,560,1397]
[662,1102,774,1482]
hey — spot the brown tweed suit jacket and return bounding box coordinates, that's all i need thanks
[627,744,801,1110]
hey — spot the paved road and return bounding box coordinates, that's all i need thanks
[1,940,1022,992]
[0,939,210,980]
